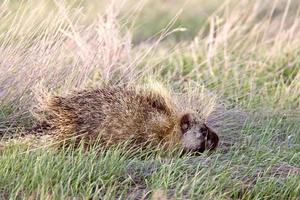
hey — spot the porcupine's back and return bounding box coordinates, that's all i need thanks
[42,85,181,147]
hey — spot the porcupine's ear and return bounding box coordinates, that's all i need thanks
[203,124,219,151]
[180,113,195,133]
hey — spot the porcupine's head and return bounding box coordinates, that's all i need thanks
[180,113,219,153]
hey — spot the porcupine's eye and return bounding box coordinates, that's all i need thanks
[180,113,195,133]
[182,123,188,131]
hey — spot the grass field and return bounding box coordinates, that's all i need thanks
[0,0,299,199]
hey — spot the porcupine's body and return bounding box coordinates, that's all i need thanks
[34,85,219,152]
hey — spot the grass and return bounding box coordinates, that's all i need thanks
[0,0,300,199]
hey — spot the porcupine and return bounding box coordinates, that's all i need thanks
[31,84,219,153]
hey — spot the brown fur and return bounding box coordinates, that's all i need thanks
[32,85,219,152]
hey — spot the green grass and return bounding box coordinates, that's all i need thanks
[1,115,299,199]
[0,0,300,199]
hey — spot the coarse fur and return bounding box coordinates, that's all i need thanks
[32,85,219,152]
